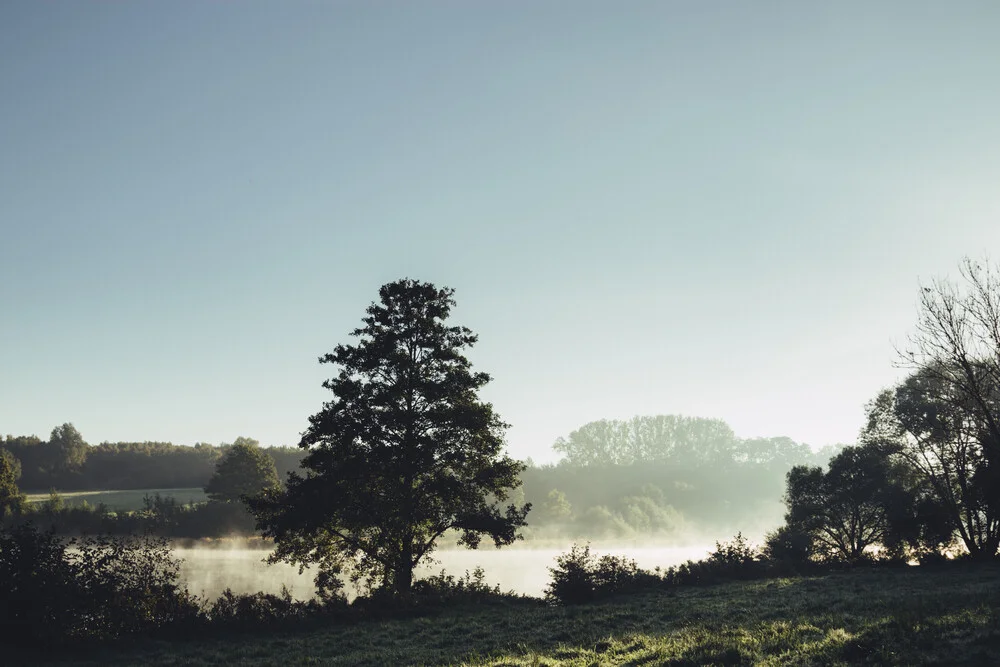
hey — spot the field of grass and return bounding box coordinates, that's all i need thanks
[44,564,1000,666]
[25,488,207,511]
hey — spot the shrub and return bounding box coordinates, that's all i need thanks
[546,543,598,604]
[0,523,200,646]
[70,532,202,640]
[708,532,763,578]
[412,566,505,603]
[764,524,814,565]
[206,586,322,630]
[0,523,79,645]
[546,543,659,605]
[661,533,770,587]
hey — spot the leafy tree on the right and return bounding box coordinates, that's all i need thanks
[861,258,1000,560]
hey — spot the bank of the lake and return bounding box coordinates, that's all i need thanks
[49,563,1000,666]
[175,542,717,601]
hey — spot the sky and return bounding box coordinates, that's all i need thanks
[2,1,999,463]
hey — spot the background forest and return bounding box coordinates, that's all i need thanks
[1,415,839,541]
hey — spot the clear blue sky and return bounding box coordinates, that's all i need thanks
[3,1,999,462]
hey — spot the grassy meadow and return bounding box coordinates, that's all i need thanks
[42,563,1000,666]
[25,488,207,511]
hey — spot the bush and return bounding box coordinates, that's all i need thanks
[71,532,201,640]
[0,523,200,646]
[412,566,506,603]
[205,586,327,630]
[708,532,763,577]
[0,523,79,645]
[661,533,771,587]
[764,524,814,565]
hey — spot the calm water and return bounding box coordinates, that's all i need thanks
[175,543,715,601]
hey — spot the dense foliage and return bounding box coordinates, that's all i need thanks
[204,437,280,503]
[250,279,530,596]
[0,524,201,647]
[1,431,304,492]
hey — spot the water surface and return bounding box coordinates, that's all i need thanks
[175,543,715,601]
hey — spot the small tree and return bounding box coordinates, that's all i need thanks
[204,437,280,504]
[782,445,901,562]
[248,279,530,597]
[0,451,26,516]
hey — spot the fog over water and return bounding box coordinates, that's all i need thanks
[176,542,717,601]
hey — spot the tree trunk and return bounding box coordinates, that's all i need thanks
[396,541,414,596]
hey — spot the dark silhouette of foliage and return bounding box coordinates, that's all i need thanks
[863,368,1000,559]
[0,524,200,647]
[779,445,906,563]
[2,430,304,493]
[249,279,530,597]
[0,450,26,516]
[205,437,280,503]
[545,543,655,605]
[900,258,1000,464]
[764,523,814,565]
[205,586,342,631]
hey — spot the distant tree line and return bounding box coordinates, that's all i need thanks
[553,415,840,470]
[1,418,834,541]
[521,417,841,540]
[0,426,304,492]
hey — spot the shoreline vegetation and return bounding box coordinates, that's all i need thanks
[24,562,1000,666]
[5,262,1000,664]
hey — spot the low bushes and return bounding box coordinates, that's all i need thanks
[0,523,200,646]
[546,534,780,605]
[545,544,659,605]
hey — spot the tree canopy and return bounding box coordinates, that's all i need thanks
[248,279,530,596]
[204,437,280,504]
[0,451,26,516]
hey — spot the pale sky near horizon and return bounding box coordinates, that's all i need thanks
[2,2,999,463]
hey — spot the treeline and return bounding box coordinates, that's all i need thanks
[1,425,305,492]
[1,416,838,541]
[553,415,840,469]
[521,415,841,539]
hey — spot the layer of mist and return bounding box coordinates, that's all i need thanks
[175,538,728,601]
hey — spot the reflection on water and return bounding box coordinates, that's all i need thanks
[175,543,714,601]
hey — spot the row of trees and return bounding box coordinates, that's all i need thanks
[553,416,840,470]
[773,259,1000,563]
[0,429,304,492]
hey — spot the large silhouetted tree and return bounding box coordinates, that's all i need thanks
[899,258,1000,496]
[248,279,530,596]
[863,369,1000,559]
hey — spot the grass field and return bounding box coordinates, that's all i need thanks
[25,488,207,511]
[47,563,1000,666]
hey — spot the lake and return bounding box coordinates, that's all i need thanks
[175,542,716,601]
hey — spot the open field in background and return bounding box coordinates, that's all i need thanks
[25,488,208,511]
[43,564,1000,666]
